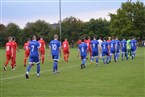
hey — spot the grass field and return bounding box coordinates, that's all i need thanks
[0,47,145,97]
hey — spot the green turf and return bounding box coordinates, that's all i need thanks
[0,47,145,97]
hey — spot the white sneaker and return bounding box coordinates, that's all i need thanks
[4,66,7,71]
[37,74,40,77]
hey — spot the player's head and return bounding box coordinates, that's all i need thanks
[132,36,134,39]
[81,38,84,42]
[99,37,102,40]
[103,37,107,42]
[88,36,91,40]
[112,36,115,40]
[54,34,58,40]
[8,36,12,42]
[27,38,31,42]
[12,36,16,41]
[65,38,68,41]
[123,37,125,40]
[108,36,111,40]
[32,35,36,40]
[116,36,118,40]
[93,36,96,40]
[40,36,43,40]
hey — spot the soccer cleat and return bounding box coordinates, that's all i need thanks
[52,72,56,74]
[83,65,85,68]
[4,66,7,71]
[24,64,26,67]
[80,64,83,69]
[96,63,98,65]
[12,67,15,70]
[26,74,29,79]
[37,74,40,77]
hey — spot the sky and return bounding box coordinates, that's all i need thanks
[0,0,144,28]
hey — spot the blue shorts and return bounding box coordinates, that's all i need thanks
[29,56,39,64]
[102,51,108,56]
[81,56,86,60]
[110,50,115,55]
[52,55,59,61]
[122,49,127,53]
[116,49,120,53]
[92,51,98,56]
[131,48,135,52]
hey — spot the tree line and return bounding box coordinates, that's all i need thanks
[0,1,145,47]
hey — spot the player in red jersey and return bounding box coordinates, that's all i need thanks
[85,36,92,59]
[23,38,30,67]
[11,37,20,68]
[77,39,82,46]
[62,38,70,62]
[4,36,14,71]
[38,36,46,64]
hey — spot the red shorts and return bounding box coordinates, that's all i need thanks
[25,52,29,58]
[63,50,69,55]
[40,49,45,55]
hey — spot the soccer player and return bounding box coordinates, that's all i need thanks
[78,39,88,69]
[107,37,111,61]
[11,37,20,67]
[62,38,69,62]
[24,38,30,67]
[115,37,121,61]
[77,39,82,46]
[98,37,103,58]
[109,37,116,62]
[4,36,14,71]
[38,36,46,64]
[121,38,128,61]
[49,34,61,74]
[90,36,99,65]
[101,38,109,64]
[25,35,40,79]
[85,36,92,59]
[126,37,131,58]
[130,37,136,59]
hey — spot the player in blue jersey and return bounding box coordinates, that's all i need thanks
[101,38,109,64]
[130,37,136,59]
[121,38,128,61]
[115,37,121,61]
[25,35,40,79]
[90,36,99,65]
[49,34,61,74]
[78,39,88,69]
[109,37,116,62]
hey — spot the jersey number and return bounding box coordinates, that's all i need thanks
[31,45,34,52]
[52,44,57,50]
[93,43,95,48]
[81,47,84,52]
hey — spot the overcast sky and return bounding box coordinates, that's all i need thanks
[0,0,144,28]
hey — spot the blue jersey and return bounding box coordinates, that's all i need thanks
[29,40,40,57]
[101,41,108,52]
[79,42,88,56]
[109,40,116,51]
[90,40,99,52]
[121,40,127,50]
[130,39,136,50]
[115,40,120,50]
[49,39,61,56]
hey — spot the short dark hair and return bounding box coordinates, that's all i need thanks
[81,38,84,42]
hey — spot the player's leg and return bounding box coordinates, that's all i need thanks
[89,49,92,59]
[4,55,11,71]
[25,57,34,79]
[35,57,40,77]
[121,50,124,61]
[24,53,28,67]
[110,50,113,62]
[95,52,99,64]
[52,55,59,74]
[11,56,15,70]
[91,51,95,62]
[81,56,86,69]
[102,52,106,64]
[114,51,117,62]
[41,50,45,64]
[66,50,69,61]
[63,50,66,61]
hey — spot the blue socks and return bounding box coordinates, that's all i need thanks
[53,62,58,72]
[37,63,40,74]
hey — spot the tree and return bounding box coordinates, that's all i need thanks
[110,1,145,39]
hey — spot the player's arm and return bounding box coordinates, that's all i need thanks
[59,47,62,57]
[48,46,52,59]
[78,49,80,57]
[16,43,20,53]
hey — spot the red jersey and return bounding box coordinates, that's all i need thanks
[5,42,12,55]
[24,42,30,54]
[107,40,111,43]
[38,39,45,50]
[85,39,91,49]
[11,41,18,56]
[62,40,69,50]
[77,39,82,45]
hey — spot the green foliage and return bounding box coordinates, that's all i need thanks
[110,1,145,39]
